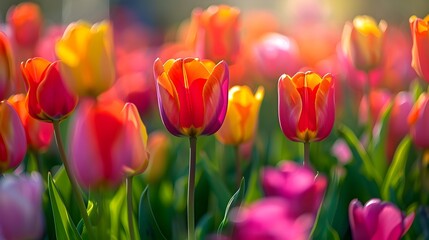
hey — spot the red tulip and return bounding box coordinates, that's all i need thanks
[278,71,335,142]
[0,32,14,100]
[21,57,78,122]
[0,101,27,173]
[154,58,229,137]
[409,15,429,82]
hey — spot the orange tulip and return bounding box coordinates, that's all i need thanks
[6,2,43,48]
[0,101,27,173]
[341,15,387,71]
[8,94,53,152]
[409,15,429,82]
[189,5,240,64]
[21,57,78,122]
[278,71,335,142]
[216,85,264,145]
[154,58,229,137]
[0,32,14,100]
[69,99,149,189]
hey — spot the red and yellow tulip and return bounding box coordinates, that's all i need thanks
[341,15,387,71]
[21,57,78,122]
[154,58,229,137]
[409,15,429,82]
[0,101,27,173]
[69,99,149,189]
[0,32,14,100]
[216,85,264,145]
[278,71,335,142]
[55,21,115,97]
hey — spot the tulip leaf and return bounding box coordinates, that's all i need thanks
[369,103,392,176]
[47,173,82,240]
[109,185,127,239]
[196,214,214,240]
[217,178,246,234]
[381,136,411,201]
[138,186,167,240]
[338,124,382,185]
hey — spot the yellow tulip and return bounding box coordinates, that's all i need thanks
[55,21,115,97]
[216,85,264,145]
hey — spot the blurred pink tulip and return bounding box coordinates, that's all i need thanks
[252,33,301,79]
[0,101,27,173]
[69,99,149,189]
[262,161,327,218]
[0,173,44,240]
[359,89,391,127]
[349,199,414,240]
[408,93,429,149]
[231,198,313,240]
[387,92,413,161]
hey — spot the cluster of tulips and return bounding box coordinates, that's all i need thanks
[1,1,429,240]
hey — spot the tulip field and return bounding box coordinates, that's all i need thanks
[1,1,429,240]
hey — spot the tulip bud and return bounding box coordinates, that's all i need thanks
[408,93,429,149]
[0,32,14,100]
[409,15,429,82]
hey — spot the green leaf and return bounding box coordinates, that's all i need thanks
[138,186,167,240]
[338,124,382,185]
[47,173,82,240]
[369,103,392,176]
[381,137,412,201]
[218,178,246,234]
[196,214,214,240]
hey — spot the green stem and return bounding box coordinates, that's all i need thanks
[188,136,197,240]
[234,145,242,187]
[32,150,43,174]
[126,176,136,240]
[303,142,310,166]
[52,121,95,239]
[364,71,373,146]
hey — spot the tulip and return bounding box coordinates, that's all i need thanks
[0,101,27,173]
[69,99,149,189]
[262,161,327,218]
[55,21,115,97]
[190,5,240,64]
[408,93,429,149]
[0,173,44,240]
[409,15,429,82]
[154,57,229,137]
[21,57,78,122]
[6,2,43,49]
[0,32,14,100]
[387,92,413,161]
[278,71,335,143]
[231,198,313,240]
[216,85,264,145]
[341,15,387,72]
[252,33,301,79]
[8,94,53,152]
[349,199,414,240]
[358,89,392,127]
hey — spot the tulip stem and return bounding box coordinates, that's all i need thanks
[234,145,242,187]
[304,142,310,166]
[188,136,197,240]
[52,121,95,239]
[126,176,136,240]
[364,71,373,147]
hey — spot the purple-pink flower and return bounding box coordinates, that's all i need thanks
[349,198,414,240]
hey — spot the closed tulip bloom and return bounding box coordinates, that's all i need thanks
[8,94,53,152]
[55,21,115,97]
[278,71,335,142]
[0,173,44,240]
[21,57,78,122]
[410,15,429,82]
[349,199,414,240]
[0,101,27,173]
[216,85,264,145]
[0,32,14,100]
[408,93,429,149]
[154,58,229,137]
[6,2,43,48]
[341,15,387,71]
[69,99,149,189]
[191,5,240,64]
[262,161,327,218]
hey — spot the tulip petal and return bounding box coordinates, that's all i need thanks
[410,17,429,81]
[315,74,335,141]
[278,74,302,141]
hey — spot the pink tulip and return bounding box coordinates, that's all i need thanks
[349,199,414,240]
[262,161,327,218]
[0,173,44,240]
[358,89,391,127]
[408,93,429,148]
